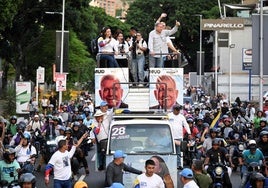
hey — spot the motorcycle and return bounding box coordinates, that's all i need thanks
[0,180,20,188]
[30,128,45,155]
[19,154,38,175]
[207,163,232,188]
[42,138,57,163]
[0,171,20,188]
[232,142,245,172]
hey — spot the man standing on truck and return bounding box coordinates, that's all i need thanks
[90,110,110,171]
[168,104,191,169]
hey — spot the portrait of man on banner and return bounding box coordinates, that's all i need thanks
[95,68,129,109]
[149,68,183,111]
[56,80,66,92]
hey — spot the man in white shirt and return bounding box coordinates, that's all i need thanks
[134,159,165,188]
[148,20,180,68]
[179,168,199,188]
[168,104,191,169]
[44,134,88,188]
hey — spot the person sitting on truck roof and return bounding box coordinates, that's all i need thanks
[98,74,128,109]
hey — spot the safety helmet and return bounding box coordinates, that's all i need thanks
[186,117,194,123]
[23,132,31,141]
[10,115,17,121]
[250,172,265,184]
[203,123,210,128]
[3,148,16,161]
[249,140,257,145]
[197,115,204,121]
[84,107,90,112]
[260,130,268,137]
[52,116,59,122]
[260,118,267,124]
[77,115,84,121]
[16,122,26,131]
[210,127,219,134]
[19,173,36,186]
[212,138,221,145]
[73,121,80,127]
[65,127,73,134]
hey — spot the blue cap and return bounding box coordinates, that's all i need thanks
[110,183,125,188]
[100,101,108,107]
[114,150,127,159]
[179,168,194,178]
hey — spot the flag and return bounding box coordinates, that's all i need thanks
[133,178,140,188]
[210,111,221,128]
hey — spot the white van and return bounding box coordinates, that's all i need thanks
[105,112,177,187]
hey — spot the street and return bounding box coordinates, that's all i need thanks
[34,145,242,188]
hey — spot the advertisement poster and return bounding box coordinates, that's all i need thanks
[16,82,31,114]
[149,68,184,111]
[55,73,67,92]
[95,68,129,108]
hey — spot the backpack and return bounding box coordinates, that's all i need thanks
[90,37,99,55]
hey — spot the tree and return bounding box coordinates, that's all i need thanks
[125,0,240,72]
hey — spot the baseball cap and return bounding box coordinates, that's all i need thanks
[179,168,194,178]
[94,110,106,117]
[74,181,88,188]
[114,150,127,159]
[110,183,124,188]
[100,101,108,107]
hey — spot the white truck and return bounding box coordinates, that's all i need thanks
[105,112,177,188]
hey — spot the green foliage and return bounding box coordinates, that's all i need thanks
[0,0,23,31]
[125,0,241,72]
[2,84,16,117]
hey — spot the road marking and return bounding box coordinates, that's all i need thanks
[79,174,86,181]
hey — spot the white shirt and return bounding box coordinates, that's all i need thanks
[15,144,37,163]
[48,146,76,180]
[168,112,191,139]
[115,40,129,59]
[135,173,165,188]
[98,37,117,53]
[183,180,199,188]
[148,26,178,58]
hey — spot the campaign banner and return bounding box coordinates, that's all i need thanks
[149,68,184,111]
[95,68,129,109]
[16,82,31,114]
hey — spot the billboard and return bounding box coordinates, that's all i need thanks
[252,14,268,75]
[149,68,184,112]
[16,82,31,114]
[95,68,129,108]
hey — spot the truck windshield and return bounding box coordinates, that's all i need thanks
[109,124,173,154]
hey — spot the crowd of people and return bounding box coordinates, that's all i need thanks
[2,85,268,188]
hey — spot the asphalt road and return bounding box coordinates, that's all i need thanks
[34,146,242,188]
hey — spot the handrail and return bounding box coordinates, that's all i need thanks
[113,82,168,112]
[96,52,130,68]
